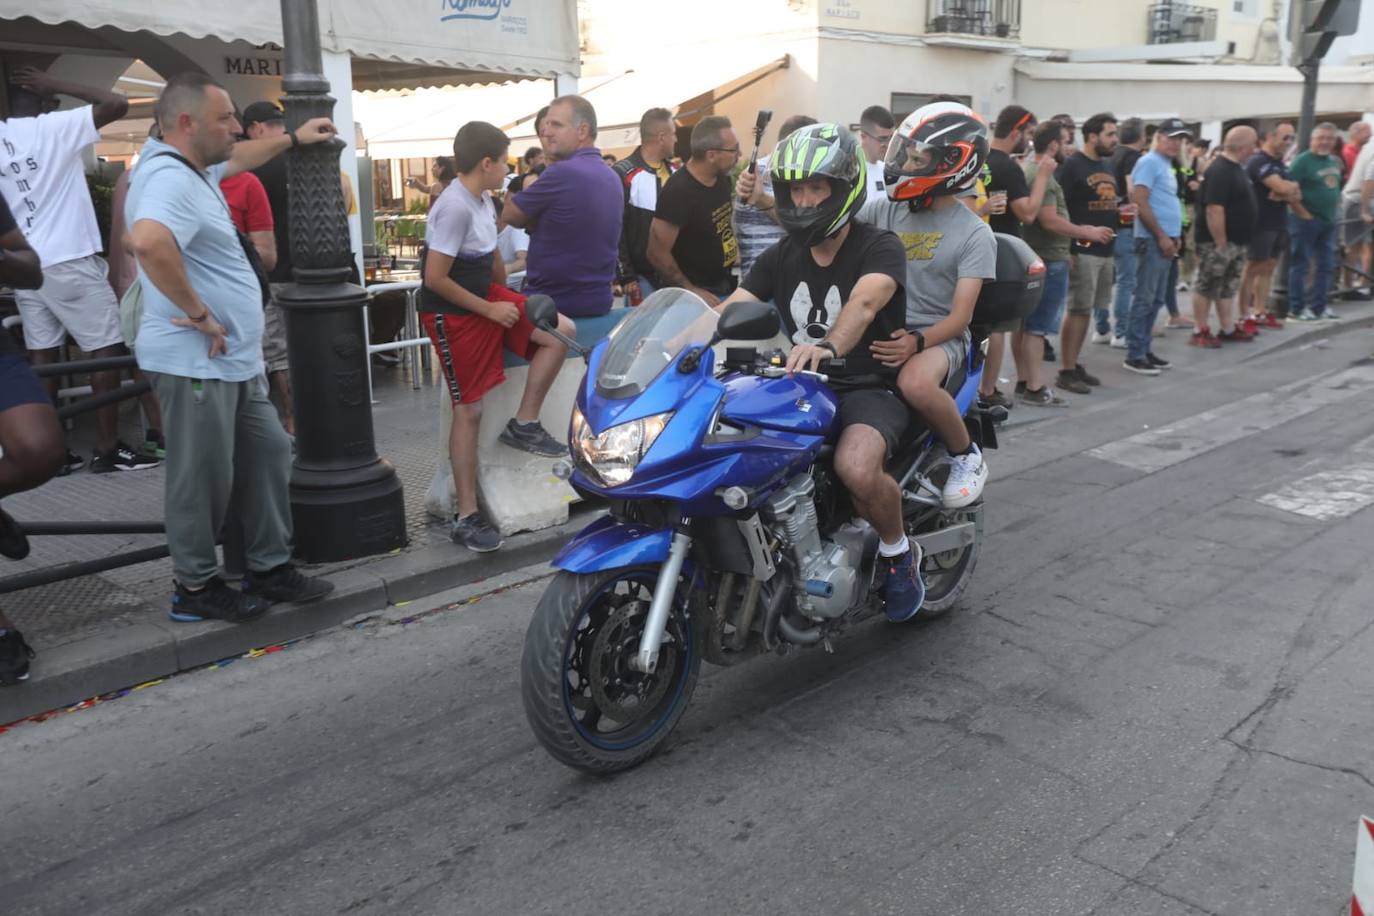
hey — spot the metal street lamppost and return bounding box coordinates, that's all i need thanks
[276,0,406,562]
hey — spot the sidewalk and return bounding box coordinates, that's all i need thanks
[0,361,596,725]
[3,298,1372,725]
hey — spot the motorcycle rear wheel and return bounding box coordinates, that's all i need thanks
[521,566,700,774]
[908,502,983,617]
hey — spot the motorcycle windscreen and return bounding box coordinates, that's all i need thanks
[596,289,719,399]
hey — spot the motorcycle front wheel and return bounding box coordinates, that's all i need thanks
[521,566,700,774]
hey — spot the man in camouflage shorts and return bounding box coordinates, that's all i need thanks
[1190,126,1259,347]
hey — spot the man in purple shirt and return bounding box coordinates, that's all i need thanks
[504,96,623,317]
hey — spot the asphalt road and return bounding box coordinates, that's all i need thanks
[4,327,1373,916]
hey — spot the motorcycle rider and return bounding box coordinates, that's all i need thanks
[857,102,997,508]
[719,123,926,621]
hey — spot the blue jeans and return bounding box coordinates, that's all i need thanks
[1107,230,1136,338]
[1024,260,1070,337]
[1129,235,1173,362]
[1164,257,1180,318]
[1287,215,1336,315]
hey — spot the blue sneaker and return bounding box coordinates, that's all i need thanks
[883,544,926,622]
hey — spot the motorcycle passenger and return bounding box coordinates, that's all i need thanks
[857,102,997,508]
[716,123,926,622]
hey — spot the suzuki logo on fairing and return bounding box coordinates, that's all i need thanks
[440,0,512,22]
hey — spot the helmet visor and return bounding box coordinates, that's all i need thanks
[884,135,941,180]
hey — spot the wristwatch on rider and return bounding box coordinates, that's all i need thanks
[816,340,839,359]
[914,330,926,354]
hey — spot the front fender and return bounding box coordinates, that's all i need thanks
[553,515,674,573]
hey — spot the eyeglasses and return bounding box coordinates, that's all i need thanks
[711,146,742,154]
[861,130,894,145]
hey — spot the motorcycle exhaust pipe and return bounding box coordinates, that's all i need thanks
[777,613,823,646]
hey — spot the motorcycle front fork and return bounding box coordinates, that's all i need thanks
[631,529,693,674]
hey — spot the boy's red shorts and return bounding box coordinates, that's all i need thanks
[421,284,539,405]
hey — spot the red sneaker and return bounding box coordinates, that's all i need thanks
[1260,313,1284,329]
[1189,330,1222,349]
[1217,326,1255,343]
[1241,317,1260,336]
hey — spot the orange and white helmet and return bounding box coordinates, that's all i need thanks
[884,102,989,206]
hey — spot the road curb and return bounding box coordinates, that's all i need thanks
[1240,308,1374,362]
[0,512,596,727]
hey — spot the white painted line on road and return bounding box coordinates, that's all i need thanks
[1088,363,1374,473]
[1257,466,1374,521]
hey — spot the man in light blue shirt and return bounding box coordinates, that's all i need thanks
[127,72,337,623]
[1123,118,1189,375]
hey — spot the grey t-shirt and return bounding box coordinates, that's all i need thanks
[857,196,997,330]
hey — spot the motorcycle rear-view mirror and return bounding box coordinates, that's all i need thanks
[524,294,591,363]
[718,299,780,341]
[526,294,558,331]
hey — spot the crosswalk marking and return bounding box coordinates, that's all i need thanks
[1256,435,1374,521]
[1258,466,1374,521]
[1088,363,1374,473]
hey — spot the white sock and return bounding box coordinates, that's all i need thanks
[878,535,909,558]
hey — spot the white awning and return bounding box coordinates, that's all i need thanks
[1,1,579,83]
[356,55,792,162]
[1014,60,1374,122]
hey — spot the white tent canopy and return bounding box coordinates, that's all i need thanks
[3,1,579,86]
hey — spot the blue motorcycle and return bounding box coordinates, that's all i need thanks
[521,236,1043,774]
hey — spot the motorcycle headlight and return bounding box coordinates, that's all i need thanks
[571,406,673,487]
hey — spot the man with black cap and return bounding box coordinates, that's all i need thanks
[240,101,295,429]
[1123,118,1190,376]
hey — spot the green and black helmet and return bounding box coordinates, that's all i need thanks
[769,123,867,248]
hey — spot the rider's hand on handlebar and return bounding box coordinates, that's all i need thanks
[870,328,918,368]
[786,343,832,376]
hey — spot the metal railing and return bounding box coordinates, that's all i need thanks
[362,281,432,403]
[926,0,1021,39]
[1147,1,1218,44]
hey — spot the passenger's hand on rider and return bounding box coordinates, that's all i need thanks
[786,343,832,375]
[485,299,521,328]
[870,328,918,367]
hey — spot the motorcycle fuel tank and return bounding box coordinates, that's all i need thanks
[720,374,837,437]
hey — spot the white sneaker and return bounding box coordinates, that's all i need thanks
[1109,335,1128,349]
[943,445,988,509]
[1090,331,1112,345]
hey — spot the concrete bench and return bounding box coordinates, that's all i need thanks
[424,308,631,534]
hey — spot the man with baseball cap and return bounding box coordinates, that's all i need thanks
[1123,118,1190,376]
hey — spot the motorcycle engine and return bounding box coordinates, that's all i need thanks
[761,475,862,619]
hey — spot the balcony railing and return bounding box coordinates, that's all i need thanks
[926,0,1022,40]
[1147,1,1218,44]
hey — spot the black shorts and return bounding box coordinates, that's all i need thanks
[835,386,909,458]
[0,352,48,413]
[1248,228,1287,262]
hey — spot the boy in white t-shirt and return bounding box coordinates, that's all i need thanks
[419,121,577,553]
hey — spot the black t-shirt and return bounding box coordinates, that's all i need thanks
[984,149,1029,237]
[1112,147,1144,230]
[742,221,907,389]
[1056,152,1119,257]
[253,154,293,284]
[0,194,17,354]
[1245,150,1290,231]
[1194,156,1258,246]
[654,167,738,296]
